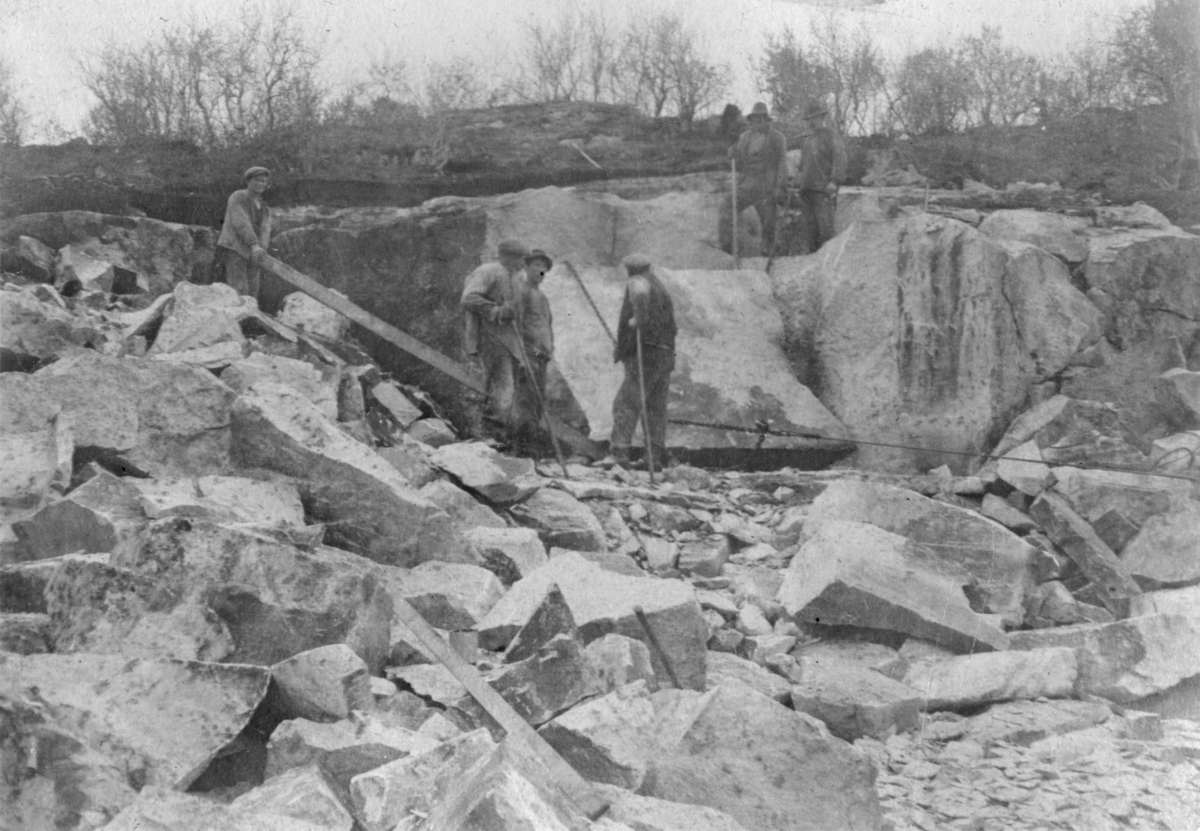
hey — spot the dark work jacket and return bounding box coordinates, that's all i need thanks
[615,272,676,362]
[797,126,848,192]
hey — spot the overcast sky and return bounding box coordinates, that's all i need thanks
[3,0,1148,142]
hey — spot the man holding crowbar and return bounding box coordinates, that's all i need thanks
[603,254,677,479]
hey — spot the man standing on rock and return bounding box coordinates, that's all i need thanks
[604,254,677,469]
[720,102,789,256]
[217,166,273,302]
[509,248,556,456]
[796,99,847,254]
[461,239,532,447]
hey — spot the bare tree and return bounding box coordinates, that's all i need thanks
[809,15,886,135]
[1112,0,1200,187]
[0,57,29,144]
[618,12,728,123]
[755,29,834,119]
[580,9,620,103]
[78,4,324,147]
[422,59,487,112]
[961,26,1042,127]
[887,47,973,136]
[525,12,583,101]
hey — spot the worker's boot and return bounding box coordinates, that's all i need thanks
[597,445,632,469]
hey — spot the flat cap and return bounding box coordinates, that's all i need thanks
[243,166,271,182]
[803,99,829,120]
[622,253,652,275]
[498,239,529,258]
[526,249,553,268]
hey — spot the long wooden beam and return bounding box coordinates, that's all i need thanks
[392,598,609,821]
[258,253,599,457]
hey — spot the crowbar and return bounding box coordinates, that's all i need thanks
[509,319,570,478]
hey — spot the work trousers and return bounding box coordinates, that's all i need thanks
[222,248,261,302]
[797,190,837,254]
[480,337,547,446]
[719,180,778,254]
[610,350,674,451]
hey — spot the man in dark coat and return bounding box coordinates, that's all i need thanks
[605,254,677,469]
[720,102,789,255]
[796,99,848,253]
[217,166,273,301]
[509,249,555,455]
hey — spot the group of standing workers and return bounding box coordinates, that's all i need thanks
[216,98,846,469]
[459,243,676,470]
[721,98,847,257]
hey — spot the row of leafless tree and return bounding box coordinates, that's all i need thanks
[0,0,1195,184]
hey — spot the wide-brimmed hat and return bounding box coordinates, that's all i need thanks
[498,239,529,258]
[243,166,271,182]
[525,249,553,269]
[803,99,830,120]
[748,102,771,121]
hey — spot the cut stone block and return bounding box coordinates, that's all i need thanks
[379,560,504,631]
[419,479,507,529]
[1120,505,1200,589]
[901,647,1079,711]
[778,520,1009,653]
[370,382,424,428]
[704,651,790,703]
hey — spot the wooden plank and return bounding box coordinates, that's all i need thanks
[392,598,609,820]
[259,253,601,458]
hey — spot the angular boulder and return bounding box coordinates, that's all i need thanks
[778,520,1009,653]
[978,209,1089,262]
[465,527,549,584]
[147,281,249,355]
[0,286,98,369]
[271,644,374,722]
[379,560,504,631]
[478,552,708,690]
[509,487,607,553]
[771,214,1101,471]
[419,479,507,530]
[488,634,603,726]
[0,373,73,515]
[230,764,355,831]
[0,652,268,789]
[1120,505,1200,588]
[12,470,147,561]
[278,290,350,340]
[112,518,394,671]
[1,210,216,295]
[230,380,461,567]
[803,479,1033,623]
[27,350,235,475]
[221,351,340,422]
[643,681,883,831]
[787,655,921,740]
[1009,613,1200,704]
[704,651,789,703]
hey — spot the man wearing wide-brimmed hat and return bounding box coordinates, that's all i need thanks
[719,101,789,255]
[461,239,533,445]
[216,166,273,302]
[796,98,847,253]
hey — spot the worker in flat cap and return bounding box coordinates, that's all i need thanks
[216,166,273,302]
[507,248,556,456]
[604,253,677,469]
[461,239,536,447]
[720,102,789,255]
[796,98,847,253]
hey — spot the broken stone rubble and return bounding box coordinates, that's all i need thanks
[3,198,1200,830]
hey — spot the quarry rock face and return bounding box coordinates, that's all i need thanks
[771,214,1102,471]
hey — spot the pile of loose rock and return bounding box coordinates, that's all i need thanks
[2,214,1200,831]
